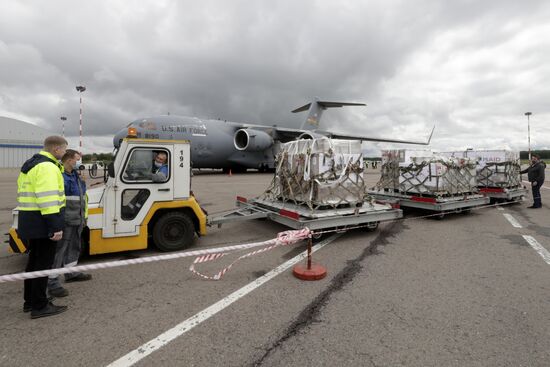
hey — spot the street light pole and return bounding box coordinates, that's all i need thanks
[525,112,532,161]
[76,85,86,153]
[60,116,67,137]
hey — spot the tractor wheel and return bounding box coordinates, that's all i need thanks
[153,212,195,252]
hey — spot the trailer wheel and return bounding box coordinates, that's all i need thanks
[153,212,195,252]
[312,232,323,240]
[364,221,379,231]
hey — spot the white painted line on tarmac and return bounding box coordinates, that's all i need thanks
[496,207,505,211]
[522,235,550,265]
[503,213,522,228]
[107,233,342,367]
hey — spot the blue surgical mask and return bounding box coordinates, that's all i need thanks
[154,161,162,168]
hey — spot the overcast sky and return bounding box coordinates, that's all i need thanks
[1,0,549,154]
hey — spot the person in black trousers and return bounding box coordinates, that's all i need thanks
[17,136,68,318]
[520,154,546,208]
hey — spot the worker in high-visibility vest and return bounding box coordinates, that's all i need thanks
[17,136,68,319]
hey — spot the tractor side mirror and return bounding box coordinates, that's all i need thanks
[107,162,115,178]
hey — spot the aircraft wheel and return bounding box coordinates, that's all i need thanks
[153,212,195,252]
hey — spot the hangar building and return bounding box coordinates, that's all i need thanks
[0,116,52,168]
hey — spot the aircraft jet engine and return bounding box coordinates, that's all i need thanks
[297,131,327,140]
[234,128,274,152]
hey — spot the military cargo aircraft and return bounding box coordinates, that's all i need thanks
[113,98,434,172]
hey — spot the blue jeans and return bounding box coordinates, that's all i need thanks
[532,183,542,207]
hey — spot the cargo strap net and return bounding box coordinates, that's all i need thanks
[477,162,522,188]
[376,159,477,197]
[261,139,371,210]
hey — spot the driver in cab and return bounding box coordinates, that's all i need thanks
[152,151,169,182]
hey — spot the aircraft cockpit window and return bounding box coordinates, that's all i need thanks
[122,148,170,183]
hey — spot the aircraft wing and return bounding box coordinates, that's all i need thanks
[325,125,435,145]
[236,124,434,145]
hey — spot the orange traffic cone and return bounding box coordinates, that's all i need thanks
[228,169,232,176]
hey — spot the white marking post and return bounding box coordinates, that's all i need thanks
[522,235,550,265]
[107,233,341,367]
[503,213,522,228]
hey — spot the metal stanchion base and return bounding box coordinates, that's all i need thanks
[293,263,327,281]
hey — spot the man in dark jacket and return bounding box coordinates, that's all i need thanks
[17,136,68,318]
[520,154,546,208]
[48,149,92,297]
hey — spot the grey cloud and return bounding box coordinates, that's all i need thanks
[1,0,549,153]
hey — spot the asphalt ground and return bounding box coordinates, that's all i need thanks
[0,168,549,366]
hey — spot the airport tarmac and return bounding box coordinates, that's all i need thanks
[1,168,549,366]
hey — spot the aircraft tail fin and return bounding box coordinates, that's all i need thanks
[292,97,366,130]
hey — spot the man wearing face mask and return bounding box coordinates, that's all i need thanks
[48,149,91,298]
[152,151,169,182]
[520,154,546,208]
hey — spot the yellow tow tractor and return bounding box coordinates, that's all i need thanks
[9,128,207,254]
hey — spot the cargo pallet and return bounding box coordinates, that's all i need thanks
[478,186,527,202]
[208,196,402,231]
[367,190,489,216]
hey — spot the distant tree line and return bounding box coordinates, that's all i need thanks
[519,150,550,160]
[82,152,114,163]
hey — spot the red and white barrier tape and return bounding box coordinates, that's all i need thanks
[0,228,311,283]
[189,228,311,280]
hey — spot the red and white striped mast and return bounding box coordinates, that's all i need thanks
[60,116,67,137]
[76,85,86,154]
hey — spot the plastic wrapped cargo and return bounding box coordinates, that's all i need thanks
[377,149,477,196]
[262,138,368,209]
[441,150,521,188]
